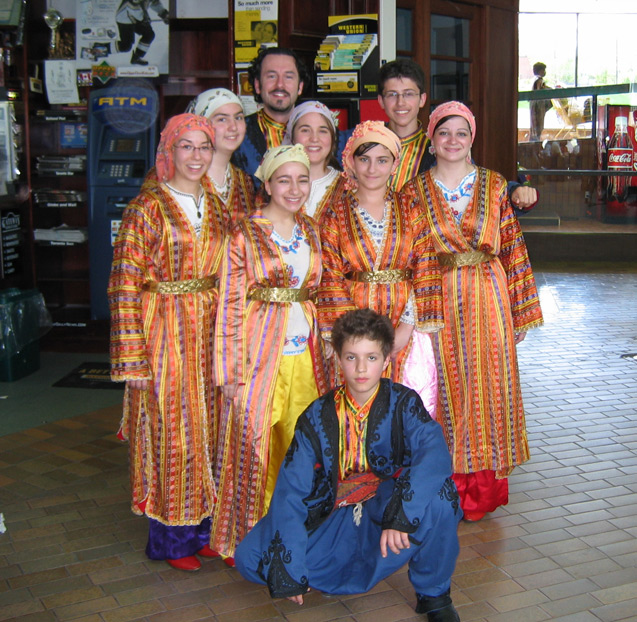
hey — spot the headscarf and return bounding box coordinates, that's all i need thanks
[186,88,244,119]
[283,100,337,145]
[254,143,310,183]
[341,120,401,190]
[426,101,476,144]
[155,113,216,182]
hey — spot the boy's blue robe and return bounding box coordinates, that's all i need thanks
[236,379,462,599]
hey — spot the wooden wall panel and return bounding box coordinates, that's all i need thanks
[280,1,330,43]
[330,0,380,15]
[479,5,518,179]
[169,20,230,78]
[462,0,517,10]
[277,0,328,88]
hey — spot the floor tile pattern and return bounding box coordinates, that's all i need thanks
[0,267,636,621]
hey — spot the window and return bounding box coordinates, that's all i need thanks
[430,15,470,103]
[396,8,413,54]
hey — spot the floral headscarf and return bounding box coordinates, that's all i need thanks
[155,113,216,182]
[254,143,310,183]
[341,120,401,190]
[283,100,338,145]
[426,101,476,144]
[186,88,244,119]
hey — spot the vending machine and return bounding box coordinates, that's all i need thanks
[596,103,637,221]
[87,81,158,320]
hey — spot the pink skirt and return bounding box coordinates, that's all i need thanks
[402,330,438,419]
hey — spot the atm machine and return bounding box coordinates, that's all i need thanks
[87,81,158,320]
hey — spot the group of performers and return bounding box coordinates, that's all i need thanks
[108,50,543,621]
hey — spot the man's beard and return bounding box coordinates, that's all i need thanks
[265,91,294,114]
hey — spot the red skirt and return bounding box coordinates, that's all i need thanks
[452,471,508,514]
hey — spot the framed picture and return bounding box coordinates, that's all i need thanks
[60,122,88,148]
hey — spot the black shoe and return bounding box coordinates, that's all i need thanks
[131,57,148,66]
[415,590,460,621]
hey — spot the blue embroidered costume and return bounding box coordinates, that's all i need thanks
[235,379,461,601]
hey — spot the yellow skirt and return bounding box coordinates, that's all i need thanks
[264,347,319,510]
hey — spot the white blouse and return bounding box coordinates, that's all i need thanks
[271,224,312,355]
[305,167,339,219]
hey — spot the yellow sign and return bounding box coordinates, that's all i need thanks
[316,72,359,94]
[234,0,279,66]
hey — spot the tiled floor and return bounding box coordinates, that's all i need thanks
[0,352,122,436]
[1,265,636,622]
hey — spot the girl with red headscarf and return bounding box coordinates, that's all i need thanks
[108,113,227,571]
[401,102,543,521]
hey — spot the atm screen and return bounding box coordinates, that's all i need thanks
[114,138,137,152]
[106,135,142,155]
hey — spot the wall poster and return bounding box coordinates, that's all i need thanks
[76,0,169,76]
[234,0,278,67]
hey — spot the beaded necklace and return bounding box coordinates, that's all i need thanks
[211,164,232,204]
[433,169,476,221]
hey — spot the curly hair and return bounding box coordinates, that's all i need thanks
[332,309,395,359]
[247,47,310,104]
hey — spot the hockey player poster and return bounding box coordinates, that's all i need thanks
[76,0,170,75]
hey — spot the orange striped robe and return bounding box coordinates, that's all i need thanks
[317,189,441,382]
[389,124,430,192]
[401,167,543,477]
[212,210,328,557]
[108,185,226,525]
[142,164,254,228]
[308,172,348,224]
[201,164,255,226]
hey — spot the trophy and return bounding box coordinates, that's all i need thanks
[43,9,63,58]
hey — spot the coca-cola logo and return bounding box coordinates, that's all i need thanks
[608,152,632,165]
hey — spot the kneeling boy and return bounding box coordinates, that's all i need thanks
[235,309,462,621]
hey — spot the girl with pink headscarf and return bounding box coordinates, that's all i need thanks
[317,120,440,413]
[109,113,226,571]
[401,102,544,521]
[283,100,346,222]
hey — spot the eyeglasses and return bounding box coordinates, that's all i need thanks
[382,90,420,102]
[174,144,213,154]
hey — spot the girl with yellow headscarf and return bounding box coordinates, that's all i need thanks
[212,144,329,565]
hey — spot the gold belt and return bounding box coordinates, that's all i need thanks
[345,268,413,284]
[142,276,218,294]
[438,251,493,268]
[247,287,314,303]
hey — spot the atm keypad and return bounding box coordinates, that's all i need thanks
[101,163,132,177]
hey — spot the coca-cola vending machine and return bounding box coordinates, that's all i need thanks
[596,104,637,221]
